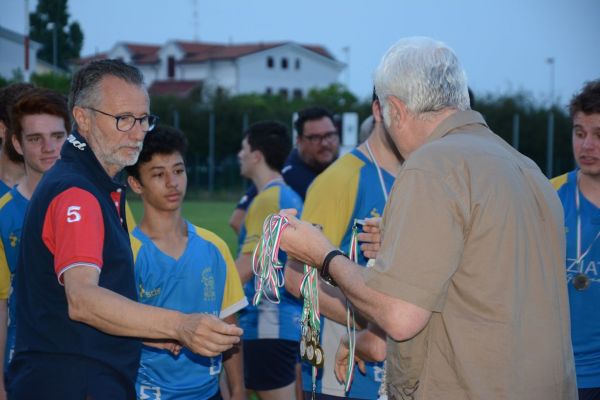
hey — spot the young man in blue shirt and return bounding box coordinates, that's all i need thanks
[235,121,303,399]
[552,79,600,400]
[0,88,68,397]
[127,125,247,400]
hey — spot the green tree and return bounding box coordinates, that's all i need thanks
[30,0,84,70]
[30,71,71,95]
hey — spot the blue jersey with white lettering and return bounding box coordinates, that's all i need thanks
[131,222,247,400]
[553,170,600,389]
[301,148,394,398]
[238,181,303,341]
[0,187,28,369]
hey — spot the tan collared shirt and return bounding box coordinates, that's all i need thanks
[365,110,577,399]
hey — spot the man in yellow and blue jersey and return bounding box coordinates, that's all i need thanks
[235,120,303,399]
[126,125,248,400]
[0,88,69,396]
[552,79,600,400]
[285,91,402,399]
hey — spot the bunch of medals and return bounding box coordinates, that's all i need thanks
[299,262,323,368]
[300,261,323,398]
[251,214,289,305]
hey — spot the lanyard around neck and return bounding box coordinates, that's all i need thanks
[365,140,389,202]
[571,173,600,273]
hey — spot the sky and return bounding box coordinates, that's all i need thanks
[2,0,599,107]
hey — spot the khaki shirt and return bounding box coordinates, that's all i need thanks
[364,111,577,399]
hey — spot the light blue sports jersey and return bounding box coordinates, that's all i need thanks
[301,148,394,398]
[131,221,248,400]
[0,187,28,370]
[553,170,600,389]
[238,181,303,341]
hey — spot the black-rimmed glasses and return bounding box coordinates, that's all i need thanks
[302,131,339,145]
[85,107,159,133]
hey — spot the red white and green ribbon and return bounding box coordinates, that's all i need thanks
[342,220,361,392]
[252,214,289,305]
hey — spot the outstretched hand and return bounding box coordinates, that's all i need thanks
[177,313,243,357]
[278,209,336,269]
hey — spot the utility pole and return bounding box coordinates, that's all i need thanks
[545,57,555,177]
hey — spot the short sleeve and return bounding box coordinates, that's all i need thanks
[195,227,248,318]
[364,168,465,312]
[42,187,105,284]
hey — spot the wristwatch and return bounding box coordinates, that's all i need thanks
[320,249,346,287]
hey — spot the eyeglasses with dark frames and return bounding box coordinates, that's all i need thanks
[85,107,159,133]
[301,131,339,145]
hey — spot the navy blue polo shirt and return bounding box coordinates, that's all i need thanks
[9,130,141,397]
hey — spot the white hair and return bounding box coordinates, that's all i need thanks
[374,37,470,122]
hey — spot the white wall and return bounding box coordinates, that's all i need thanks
[236,44,343,97]
[0,35,39,80]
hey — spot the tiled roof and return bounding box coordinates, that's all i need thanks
[75,41,336,66]
[148,80,202,97]
[175,41,335,63]
[125,43,160,64]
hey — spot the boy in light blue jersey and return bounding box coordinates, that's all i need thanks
[0,88,68,395]
[126,125,248,400]
[235,120,303,399]
[285,93,402,399]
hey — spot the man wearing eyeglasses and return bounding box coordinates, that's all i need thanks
[7,59,243,400]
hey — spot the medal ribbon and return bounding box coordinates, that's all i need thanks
[342,222,360,392]
[253,213,323,397]
[569,174,600,274]
[252,214,289,305]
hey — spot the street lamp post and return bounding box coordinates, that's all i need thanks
[545,57,555,177]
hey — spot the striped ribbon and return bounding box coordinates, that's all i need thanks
[252,214,289,305]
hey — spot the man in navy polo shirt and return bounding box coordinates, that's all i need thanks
[8,59,243,399]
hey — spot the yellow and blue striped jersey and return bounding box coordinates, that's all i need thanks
[301,148,395,398]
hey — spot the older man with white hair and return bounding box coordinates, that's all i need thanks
[279,37,577,399]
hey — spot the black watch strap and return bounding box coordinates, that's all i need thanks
[320,249,346,287]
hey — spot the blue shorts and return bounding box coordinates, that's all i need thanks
[8,352,135,399]
[243,339,298,391]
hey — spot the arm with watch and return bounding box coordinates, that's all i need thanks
[278,209,431,342]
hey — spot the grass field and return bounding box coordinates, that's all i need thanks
[128,199,239,254]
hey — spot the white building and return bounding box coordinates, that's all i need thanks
[76,40,345,99]
[0,25,41,81]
